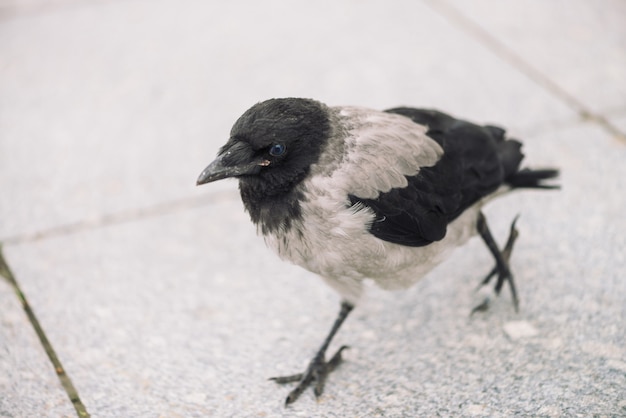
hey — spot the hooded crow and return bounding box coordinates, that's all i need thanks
[196,97,559,405]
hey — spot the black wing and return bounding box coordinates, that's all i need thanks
[349,108,523,247]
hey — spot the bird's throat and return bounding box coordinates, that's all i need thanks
[239,181,304,235]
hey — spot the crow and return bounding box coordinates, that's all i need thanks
[196,97,558,405]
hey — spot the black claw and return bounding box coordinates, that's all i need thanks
[313,373,325,398]
[269,373,303,384]
[285,387,304,406]
[470,297,491,316]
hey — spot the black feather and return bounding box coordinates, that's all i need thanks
[350,108,525,247]
[506,168,560,189]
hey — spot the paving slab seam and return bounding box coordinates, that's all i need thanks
[423,0,626,143]
[1,190,237,246]
[0,244,90,417]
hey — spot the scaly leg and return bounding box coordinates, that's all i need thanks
[472,213,520,314]
[270,301,353,405]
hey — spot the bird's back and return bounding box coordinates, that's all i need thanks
[346,107,521,247]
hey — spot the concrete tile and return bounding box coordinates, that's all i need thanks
[3,0,624,415]
[0,0,575,239]
[4,121,626,416]
[4,195,340,416]
[0,278,75,417]
[444,0,626,116]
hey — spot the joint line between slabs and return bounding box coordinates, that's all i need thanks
[425,0,626,143]
[0,244,90,418]
[2,191,234,245]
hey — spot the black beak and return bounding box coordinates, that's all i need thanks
[196,155,266,185]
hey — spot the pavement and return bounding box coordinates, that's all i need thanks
[1,0,625,416]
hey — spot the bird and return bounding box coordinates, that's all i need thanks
[196,97,559,405]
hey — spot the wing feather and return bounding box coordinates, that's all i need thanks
[327,107,444,200]
[346,107,518,247]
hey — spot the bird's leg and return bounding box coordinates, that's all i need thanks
[472,212,520,314]
[477,214,520,291]
[270,301,354,406]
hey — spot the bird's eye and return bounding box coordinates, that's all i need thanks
[269,143,286,156]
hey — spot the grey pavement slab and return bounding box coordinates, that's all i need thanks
[1,0,625,416]
[4,196,335,417]
[0,278,75,417]
[0,0,576,240]
[4,121,626,416]
[444,0,626,121]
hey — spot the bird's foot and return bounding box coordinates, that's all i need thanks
[472,215,520,314]
[270,345,349,406]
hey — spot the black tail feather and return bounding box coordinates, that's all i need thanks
[507,168,560,189]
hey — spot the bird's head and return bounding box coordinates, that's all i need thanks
[197,98,331,198]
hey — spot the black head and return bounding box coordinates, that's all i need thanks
[197,98,331,231]
[197,98,331,196]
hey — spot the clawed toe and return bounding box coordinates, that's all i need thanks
[470,296,491,315]
[271,345,350,405]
